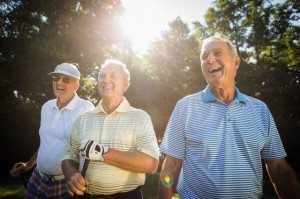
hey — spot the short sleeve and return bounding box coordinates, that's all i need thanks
[136,112,160,160]
[160,101,186,159]
[261,107,287,159]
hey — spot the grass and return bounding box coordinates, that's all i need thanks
[0,174,277,199]
[0,184,25,199]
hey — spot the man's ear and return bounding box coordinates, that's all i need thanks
[124,80,130,93]
[75,81,80,90]
[235,57,241,69]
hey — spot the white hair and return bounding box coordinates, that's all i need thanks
[99,59,131,81]
[201,36,238,57]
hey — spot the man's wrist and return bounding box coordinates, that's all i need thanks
[101,146,110,162]
[103,146,109,154]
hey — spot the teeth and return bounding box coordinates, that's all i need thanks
[57,87,65,90]
[209,67,221,73]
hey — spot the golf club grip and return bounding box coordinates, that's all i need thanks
[73,159,90,199]
[81,158,90,177]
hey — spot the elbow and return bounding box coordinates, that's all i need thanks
[148,159,159,174]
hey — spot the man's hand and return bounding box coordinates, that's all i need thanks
[65,171,88,197]
[62,159,88,197]
[10,162,26,177]
[80,140,109,161]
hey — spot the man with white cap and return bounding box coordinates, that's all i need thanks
[9,63,95,198]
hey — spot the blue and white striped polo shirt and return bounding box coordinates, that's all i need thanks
[160,86,286,199]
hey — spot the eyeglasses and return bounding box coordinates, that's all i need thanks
[52,75,71,84]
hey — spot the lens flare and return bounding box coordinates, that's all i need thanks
[161,174,174,188]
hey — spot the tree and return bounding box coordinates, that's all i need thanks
[0,0,130,178]
[145,17,205,136]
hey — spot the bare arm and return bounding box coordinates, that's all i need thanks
[61,159,88,197]
[158,155,183,199]
[103,149,159,174]
[264,158,300,199]
[9,151,37,177]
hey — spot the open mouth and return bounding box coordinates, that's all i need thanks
[56,87,66,91]
[209,67,221,73]
[102,86,113,91]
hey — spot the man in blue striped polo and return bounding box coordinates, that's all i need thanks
[158,36,300,199]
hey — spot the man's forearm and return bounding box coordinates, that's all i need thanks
[103,149,159,174]
[62,159,79,180]
[158,155,182,199]
[26,151,38,168]
[265,159,300,199]
[158,175,177,199]
[272,167,300,198]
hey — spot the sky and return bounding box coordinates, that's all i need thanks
[121,0,214,55]
[120,0,293,56]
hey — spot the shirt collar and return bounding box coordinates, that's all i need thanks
[94,97,130,114]
[52,94,80,110]
[201,86,247,103]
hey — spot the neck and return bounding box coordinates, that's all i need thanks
[210,86,236,105]
[102,97,123,114]
[57,94,75,110]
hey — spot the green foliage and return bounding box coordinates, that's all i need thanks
[0,0,128,104]
[144,18,206,135]
[0,0,131,178]
[147,17,203,93]
[77,77,97,103]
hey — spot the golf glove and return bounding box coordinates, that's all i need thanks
[80,139,109,162]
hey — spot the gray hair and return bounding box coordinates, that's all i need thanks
[99,59,131,81]
[201,36,238,57]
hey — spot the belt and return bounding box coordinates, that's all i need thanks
[37,168,65,182]
[83,186,141,199]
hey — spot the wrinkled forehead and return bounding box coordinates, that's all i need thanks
[202,40,228,52]
[201,40,230,57]
[100,64,122,73]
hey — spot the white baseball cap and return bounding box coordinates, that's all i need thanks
[48,63,81,80]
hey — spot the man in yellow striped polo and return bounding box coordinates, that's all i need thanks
[62,59,160,199]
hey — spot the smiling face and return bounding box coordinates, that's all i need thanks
[97,64,129,103]
[52,74,79,103]
[200,39,240,89]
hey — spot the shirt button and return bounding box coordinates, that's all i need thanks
[227,116,231,122]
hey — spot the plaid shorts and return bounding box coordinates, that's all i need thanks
[25,168,72,199]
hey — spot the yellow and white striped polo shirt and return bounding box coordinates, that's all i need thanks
[63,98,159,195]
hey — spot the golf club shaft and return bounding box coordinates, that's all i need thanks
[73,159,90,199]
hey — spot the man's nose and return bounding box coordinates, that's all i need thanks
[100,76,110,83]
[207,53,216,62]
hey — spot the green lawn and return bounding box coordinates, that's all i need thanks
[0,184,25,199]
[0,174,277,199]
